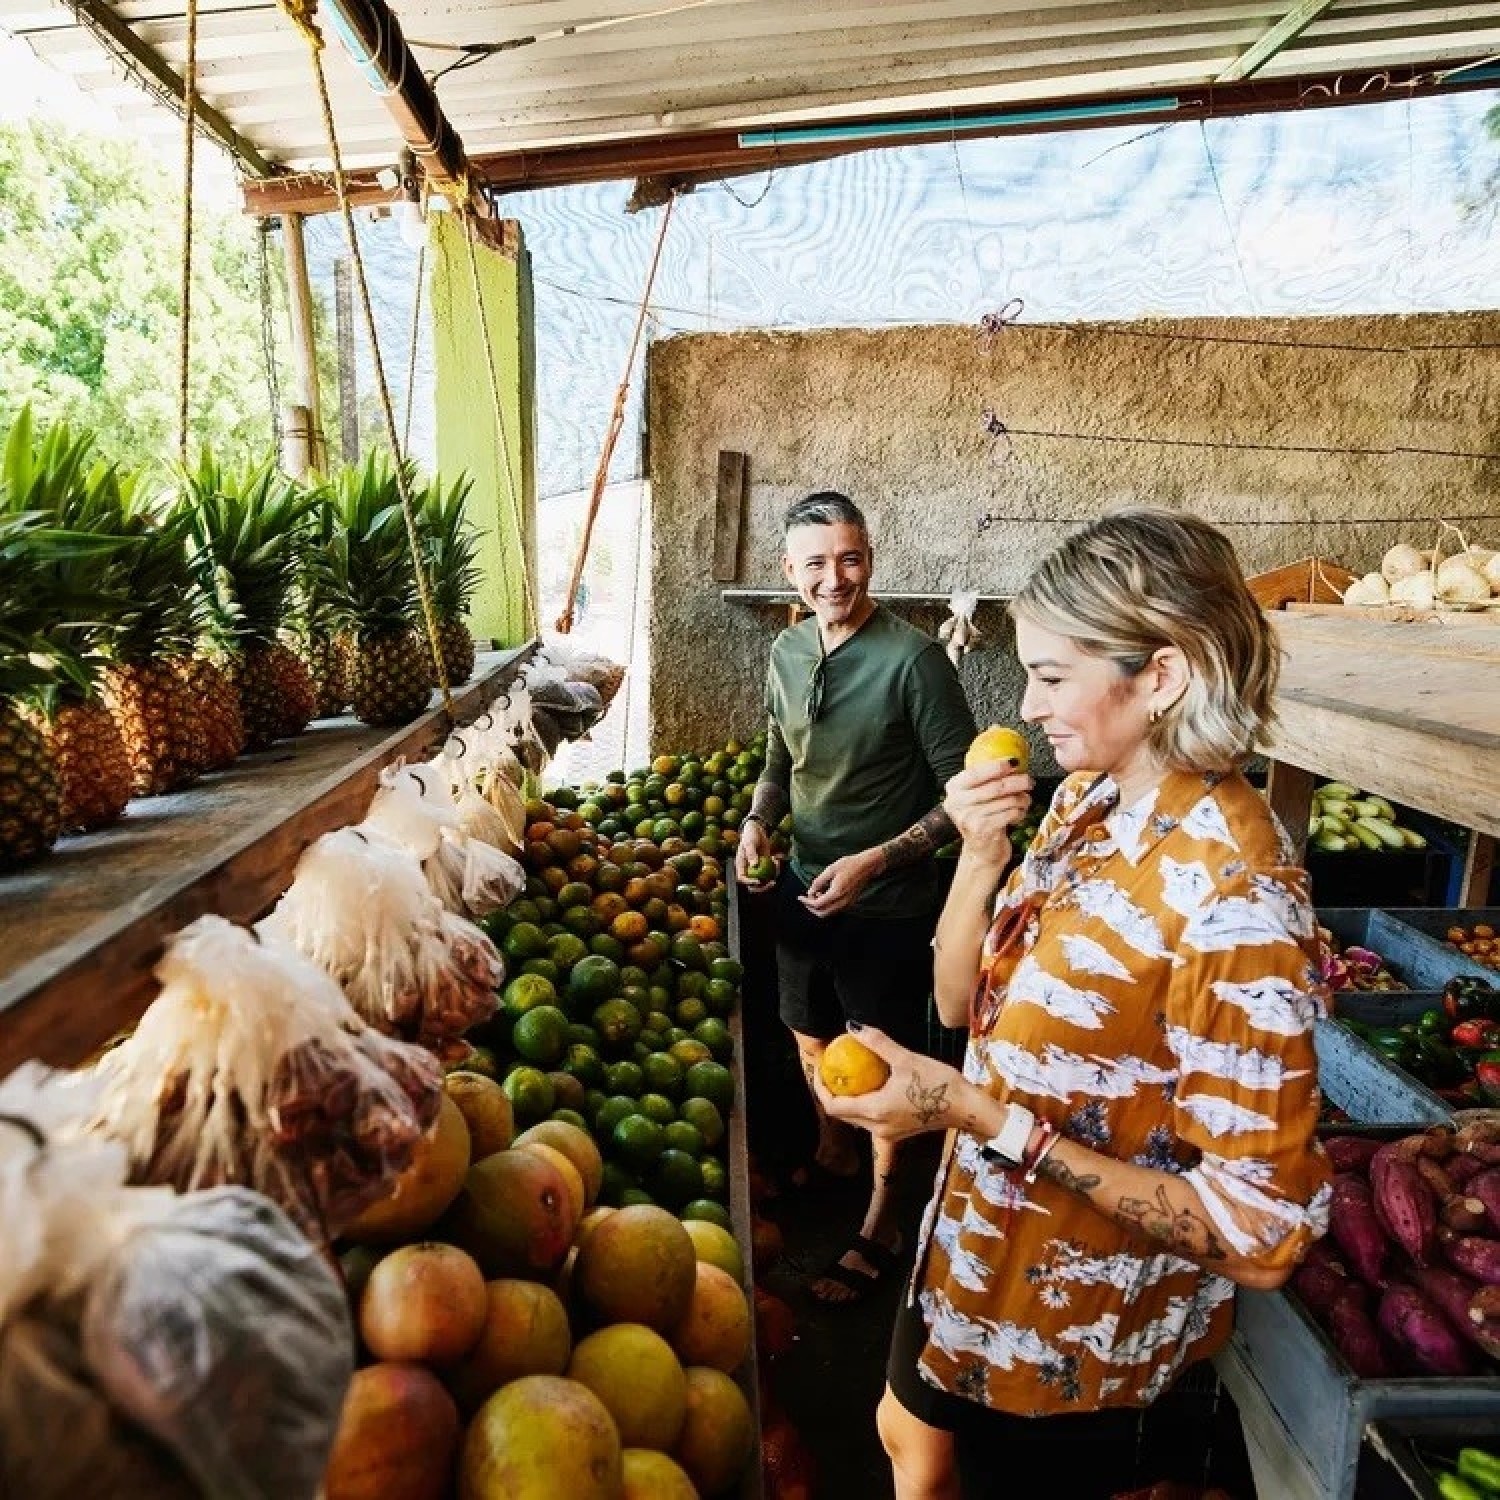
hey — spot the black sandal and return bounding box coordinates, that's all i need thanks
[808,1233,903,1306]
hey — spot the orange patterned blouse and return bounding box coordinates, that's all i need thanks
[910,767,1333,1415]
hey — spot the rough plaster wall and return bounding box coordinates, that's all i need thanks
[645,315,1500,769]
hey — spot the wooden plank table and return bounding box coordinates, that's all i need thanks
[0,645,534,1077]
[1260,614,1500,901]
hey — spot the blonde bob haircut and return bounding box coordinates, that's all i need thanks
[1010,506,1279,773]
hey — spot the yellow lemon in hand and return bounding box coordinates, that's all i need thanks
[819,1035,891,1097]
[965,725,1029,773]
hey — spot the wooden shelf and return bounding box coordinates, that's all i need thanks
[1258,611,1499,901]
[0,645,535,1079]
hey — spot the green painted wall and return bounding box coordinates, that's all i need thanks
[430,214,537,646]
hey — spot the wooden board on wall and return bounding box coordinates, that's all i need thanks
[712,449,748,582]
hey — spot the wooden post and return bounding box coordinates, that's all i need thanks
[1264,758,1318,859]
[1460,832,1496,907]
[334,256,359,464]
[279,213,325,472]
[712,450,747,582]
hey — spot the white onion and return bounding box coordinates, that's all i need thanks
[1343,573,1390,607]
[1381,542,1429,584]
[1435,556,1491,604]
[1390,570,1436,607]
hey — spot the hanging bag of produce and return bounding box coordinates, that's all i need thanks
[92,914,443,1242]
[259,827,500,1054]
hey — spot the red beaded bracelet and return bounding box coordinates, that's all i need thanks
[1023,1121,1061,1183]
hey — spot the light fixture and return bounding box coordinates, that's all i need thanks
[392,147,426,251]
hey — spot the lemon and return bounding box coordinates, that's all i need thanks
[964,725,1030,773]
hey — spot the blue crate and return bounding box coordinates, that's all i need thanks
[1320,909,1490,992]
[1227,1237,1500,1500]
[1314,1017,1452,1124]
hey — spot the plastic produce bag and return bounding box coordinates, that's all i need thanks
[82,1186,354,1500]
[94,914,443,1242]
[538,633,627,709]
[260,826,500,1054]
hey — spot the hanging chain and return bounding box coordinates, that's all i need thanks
[281,0,455,720]
[258,217,284,453]
[175,0,201,467]
[459,209,539,634]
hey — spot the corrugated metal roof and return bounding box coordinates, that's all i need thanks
[3,0,1498,177]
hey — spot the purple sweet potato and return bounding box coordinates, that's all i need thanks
[1292,1260,1367,1321]
[1303,1237,1353,1277]
[1327,1296,1395,1378]
[1331,1174,1392,1288]
[1406,1265,1500,1361]
[1324,1135,1383,1175]
[1438,1228,1500,1286]
[1467,1167,1500,1235]
[1377,1282,1477,1375]
[1371,1156,1438,1267]
[1468,1285,1500,1361]
[1416,1156,1458,1201]
[1456,1120,1500,1165]
[1450,1153,1486,1189]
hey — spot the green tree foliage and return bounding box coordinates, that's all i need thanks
[0,120,283,470]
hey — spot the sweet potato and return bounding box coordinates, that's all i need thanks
[1468,1284,1500,1362]
[1456,1119,1500,1165]
[1439,1229,1500,1286]
[1450,1154,1486,1189]
[1377,1282,1476,1375]
[1405,1266,1500,1361]
[1327,1296,1395,1378]
[1467,1167,1500,1235]
[1416,1156,1457,1200]
[1292,1260,1367,1321]
[1323,1135,1382,1175]
[1441,1195,1491,1235]
[1303,1237,1352,1277]
[1330,1174,1391,1288]
[1371,1155,1438,1267]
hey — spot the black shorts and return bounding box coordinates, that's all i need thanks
[886,1292,1253,1499]
[773,868,938,1052]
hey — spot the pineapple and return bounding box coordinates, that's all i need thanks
[418,471,483,687]
[181,455,318,750]
[176,654,246,771]
[326,453,435,727]
[0,698,60,868]
[287,488,351,720]
[95,494,207,797]
[0,409,136,833]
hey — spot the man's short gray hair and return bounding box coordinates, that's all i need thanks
[782,491,867,542]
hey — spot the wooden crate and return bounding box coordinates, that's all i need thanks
[1380,908,1500,984]
[1314,1018,1452,1124]
[1319,908,1483,993]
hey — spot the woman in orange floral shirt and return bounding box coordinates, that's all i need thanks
[818,508,1333,1499]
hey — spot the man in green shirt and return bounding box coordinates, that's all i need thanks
[735,491,976,1304]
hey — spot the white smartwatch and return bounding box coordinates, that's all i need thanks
[979,1101,1035,1169]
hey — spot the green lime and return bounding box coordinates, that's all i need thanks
[684,1060,734,1114]
[646,1010,674,1037]
[603,1059,645,1097]
[631,1040,652,1063]
[620,1186,656,1208]
[583,1087,607,1123]
[703,978,738,1016]
[546,933,590,971]
[532,898,558,923]
[501,1065,555,1126]
[512,1004,569,1066]
[569,955,623,1005]
[663,1119,705,1157]
[675,971,708,1001]
[637,1092,677,1125]
[557,880,594,909]
[621,983,653,1016]
[639,1030,667,1054]
[519,957,562,985]
[650,1149,704,1209]
[503,972,561,1019]
[594,1094,639,1137]
[502,921,548,962]
[561,906,600,939]
[649,985,675,1013]
[669,933,706,972]
[480,909,514,943]
[681,1199,733,1233]
[698,1155,728,1201]
[593,998,643,1052]
[507,899,542,927]
[612,1113,666,1171]
[674,996,709,1029]
[620,965,652,991]
[551,1107,589,1130]
[669,1038,713,1070]
[679,1097,725,1149]
[641,1051,684,1098]
[693,1018,734,1063]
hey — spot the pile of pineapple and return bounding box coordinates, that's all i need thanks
[0,408,485,871]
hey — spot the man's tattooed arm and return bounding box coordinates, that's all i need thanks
[877,806,958,874]
[1113,1185,1228,1261]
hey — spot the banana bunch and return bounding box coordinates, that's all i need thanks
[938,591,982,668]
[1309,781,1427,853]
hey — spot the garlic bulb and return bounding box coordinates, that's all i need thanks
[1485,553,1500,592]
[1381,542,1429,584]
[1343,573,1390,607]
[1390,570,1437,607]
[1435,556,1491,604]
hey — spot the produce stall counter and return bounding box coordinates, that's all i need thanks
[0,645,534,1078]
[1259,611,1500,904]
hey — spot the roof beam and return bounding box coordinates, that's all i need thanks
[241,51,1500,216]
[1216,0,1338,83]
[53,0,274,175]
